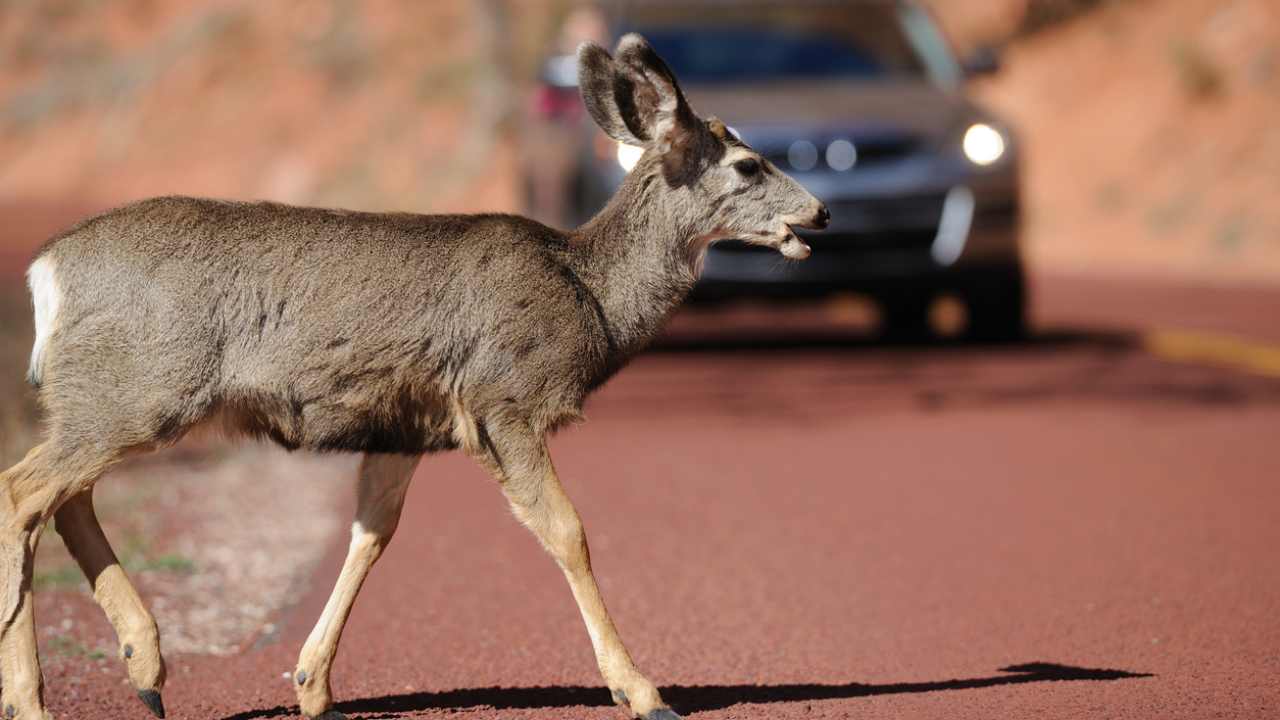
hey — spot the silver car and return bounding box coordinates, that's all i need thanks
[526,0,1026,339]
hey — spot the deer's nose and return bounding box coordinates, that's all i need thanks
[814,204,830,230]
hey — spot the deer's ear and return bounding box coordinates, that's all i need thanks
[578,35,711,185]
[613,34,714,186]
[577,42,646,147]
[612,33,700,155]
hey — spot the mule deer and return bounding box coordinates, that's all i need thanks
[0,35,827,720]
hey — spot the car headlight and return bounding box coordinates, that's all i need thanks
[616,143,644,173]
[962,123,1006,166]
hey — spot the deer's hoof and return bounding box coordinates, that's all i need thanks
[0,707,56,720]
[646,709,683,720]
[136,690,165,719]
[5,708,55,720]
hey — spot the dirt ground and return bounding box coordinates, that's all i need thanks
[7,272,1277,720]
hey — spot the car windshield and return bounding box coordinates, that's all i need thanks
[623,3,958,86]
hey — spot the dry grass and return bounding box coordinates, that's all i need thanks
[1170,38,1226,99]
[0,282,40,468]
[1018,0,1111,35]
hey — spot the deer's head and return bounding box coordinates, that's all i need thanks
[578,34,829,263]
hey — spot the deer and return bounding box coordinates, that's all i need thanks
[0,34,827,720]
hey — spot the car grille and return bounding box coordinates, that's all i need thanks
[824,194,947,232]
[808,228,938,253]
[715,193,948,255]
[763,135,922,171]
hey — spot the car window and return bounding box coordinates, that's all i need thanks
[623,3,950,84]
[640,27,907,82]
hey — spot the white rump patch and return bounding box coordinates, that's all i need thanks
[26,256,62,385]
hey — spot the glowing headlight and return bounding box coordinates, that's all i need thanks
[616,143,644,173]
[962,123,1006,166]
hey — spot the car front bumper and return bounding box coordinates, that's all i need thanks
[693,182,1022,301]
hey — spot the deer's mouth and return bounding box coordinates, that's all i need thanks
[778,225,812,260]
[742,225,812,260]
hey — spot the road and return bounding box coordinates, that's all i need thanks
[33,273,1280,719]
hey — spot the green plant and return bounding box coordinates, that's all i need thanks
[140,553,197,575]
[45,635,108,660]
[33,564,84,591]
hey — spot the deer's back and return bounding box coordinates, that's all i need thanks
[33,196,610,454]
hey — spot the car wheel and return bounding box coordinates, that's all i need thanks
[965,269,1027,342]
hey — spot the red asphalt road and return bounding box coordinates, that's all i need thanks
[33,274,1280,719]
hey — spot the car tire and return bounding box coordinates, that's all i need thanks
[965,269,1027,342]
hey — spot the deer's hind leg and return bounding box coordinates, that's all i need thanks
[294,452,421,720]
[470,420,680,720]
[1,440,127,720]
[53,491,166,717]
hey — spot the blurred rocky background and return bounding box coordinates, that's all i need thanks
[1,0,1277,281]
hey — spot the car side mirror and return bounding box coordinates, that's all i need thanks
[540,53,580,89]
[963,45,1002,77]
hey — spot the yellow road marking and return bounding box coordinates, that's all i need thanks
[1145,330,1280,379]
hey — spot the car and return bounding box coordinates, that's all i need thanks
[523,0,1026,339]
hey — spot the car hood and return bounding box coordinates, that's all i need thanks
[681,81,977,143]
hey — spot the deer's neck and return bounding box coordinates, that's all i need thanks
[570,170,701,363]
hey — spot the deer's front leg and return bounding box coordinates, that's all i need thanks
[475,428,680,720]
[294,453,420,720]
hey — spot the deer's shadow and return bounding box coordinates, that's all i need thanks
[224,662,1152,719]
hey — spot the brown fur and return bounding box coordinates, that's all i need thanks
[0,34,825,720]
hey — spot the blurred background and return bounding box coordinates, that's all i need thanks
[1,0,1276,277]
[2,2,1279,718]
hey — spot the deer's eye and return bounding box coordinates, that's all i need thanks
[733,158,761,178]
